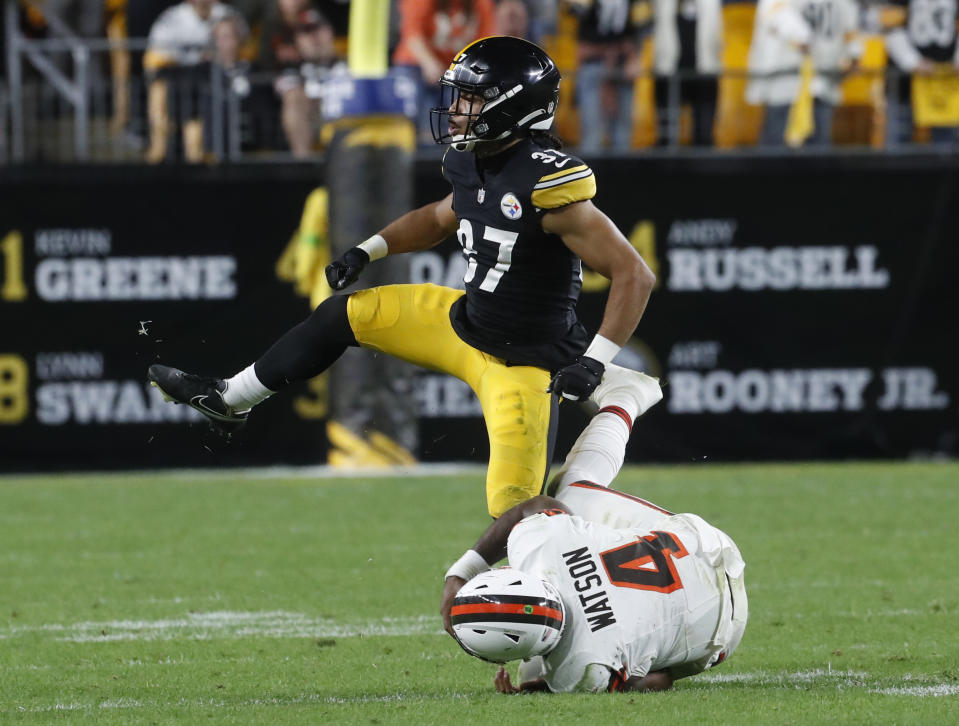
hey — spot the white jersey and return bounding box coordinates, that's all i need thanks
[147,2,242,67]
[884,0,959,70]
[746,0,863,105]
[507,484,747,693]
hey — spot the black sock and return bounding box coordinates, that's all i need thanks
[254,295,356,390]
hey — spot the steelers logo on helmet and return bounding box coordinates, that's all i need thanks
[449,567,565,664]
[500,193,523,220]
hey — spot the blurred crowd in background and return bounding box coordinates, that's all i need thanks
[2,0,958,163]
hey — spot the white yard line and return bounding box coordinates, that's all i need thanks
[698,668,957,698]
[699,669,869,684]
[3,610,442,643]
[871,685,959,697]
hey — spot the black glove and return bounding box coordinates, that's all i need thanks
[325,247,371,291]
[548,355,605,402]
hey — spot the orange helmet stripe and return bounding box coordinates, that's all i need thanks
[450,602,563,620]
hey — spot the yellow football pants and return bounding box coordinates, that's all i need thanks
[347,283,552,517]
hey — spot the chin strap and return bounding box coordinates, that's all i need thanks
[450,128,519,153]
[451,136,475,152]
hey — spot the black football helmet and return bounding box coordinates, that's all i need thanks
[430,36,561,152]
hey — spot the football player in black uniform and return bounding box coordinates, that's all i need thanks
[148,36,655,518]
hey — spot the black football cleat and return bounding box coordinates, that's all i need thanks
[148,364,250,437]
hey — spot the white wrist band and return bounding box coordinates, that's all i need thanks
[584,334,621,366]
[357,234,388,261]
[445,549,490,581]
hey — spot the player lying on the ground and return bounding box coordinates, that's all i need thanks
[440,366,748,693]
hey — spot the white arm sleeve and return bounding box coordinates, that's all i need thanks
[885,28,922,71]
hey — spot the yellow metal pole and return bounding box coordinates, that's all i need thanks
[348,0,390,78]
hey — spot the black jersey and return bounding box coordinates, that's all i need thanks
[441,137,597,370]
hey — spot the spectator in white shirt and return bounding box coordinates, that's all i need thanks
[144,0,245,161]
[746,0,862,146]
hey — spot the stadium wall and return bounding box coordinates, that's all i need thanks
[1,154,956,472]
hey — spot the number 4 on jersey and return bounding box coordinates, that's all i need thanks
[600,531,689,594]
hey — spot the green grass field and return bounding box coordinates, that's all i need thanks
[2,461,957,724]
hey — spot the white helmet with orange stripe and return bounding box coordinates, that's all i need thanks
[449,567,566,663]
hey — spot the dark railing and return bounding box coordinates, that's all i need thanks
[3,14,957,164]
